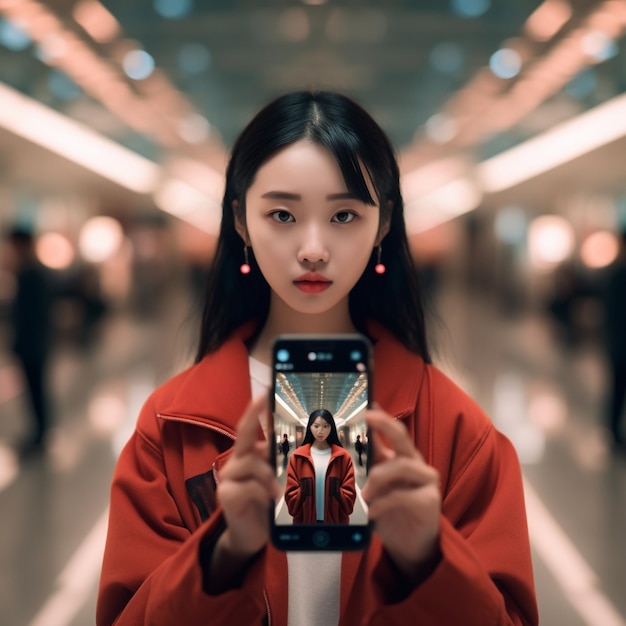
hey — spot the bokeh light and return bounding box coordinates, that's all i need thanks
[489,48,522,79]
[451,0,491,18]
[36,232,75,270]
[581,31,618,62]
[580,231,619,269]
[425,113,457,143]
[79,216,124,263]
[122,50,155,80]
[154,0,193,19]
[528,215,575,270]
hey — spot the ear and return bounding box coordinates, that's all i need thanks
[232,200,249,245]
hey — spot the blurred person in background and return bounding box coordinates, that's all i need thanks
[603,230,626,452]
[2,227,53,457]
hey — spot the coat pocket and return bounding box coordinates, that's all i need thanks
[301,476,314,497]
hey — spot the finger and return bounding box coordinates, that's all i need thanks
[218,480,274,518]
[220,454,278,491]
[367,428,394,466]
[367,483,440,522]
[362,457,439,502]
[366,410,422,459]
[233,395,268,457]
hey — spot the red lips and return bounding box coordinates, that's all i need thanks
[293,272,332,294]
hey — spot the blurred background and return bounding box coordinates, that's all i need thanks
[1,0,626,624]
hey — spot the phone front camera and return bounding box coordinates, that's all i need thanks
[277,349,290,363]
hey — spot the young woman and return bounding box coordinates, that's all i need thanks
[285,409,356,524]
[97,91,538,625]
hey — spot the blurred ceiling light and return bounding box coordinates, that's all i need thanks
[178,113,210,144]
[401,156,470,198]
[580,231,619,269]
[153,0,193,19]
[404,177,482,233]
[489,48,522,79]
[0,82,160,194]
[581,30,618,62]
[79,216,124,263]
[1,0,224,161]
[279,7,309,42]
[123,49,155,80]
[525,0,572,42]
[164,157,225,199]
[36,232,75,269]
[73,0,120,43]
[450,0,491,19]
[302,0,327,5]
[528,215,575,270]
[425,113,458,143]
[478,91,626,193]
[154,178,221,234]
[0,16,30,50]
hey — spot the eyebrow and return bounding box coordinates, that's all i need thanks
[261,191,359,201]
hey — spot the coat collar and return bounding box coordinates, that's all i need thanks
[158,321,257,435]
[365,320,426,419]
[158,320,425,432]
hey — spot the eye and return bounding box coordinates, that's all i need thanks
[270,210,295,223]
[332,211,356,224]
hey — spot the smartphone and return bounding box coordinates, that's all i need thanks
[270,334,372,551]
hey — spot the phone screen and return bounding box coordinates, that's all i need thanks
[270,334,371,551]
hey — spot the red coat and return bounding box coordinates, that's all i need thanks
[96,321,538,626]
[285,443,356,523]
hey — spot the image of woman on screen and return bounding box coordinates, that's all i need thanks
[285,409,356,524]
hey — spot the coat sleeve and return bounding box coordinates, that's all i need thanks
[96,403,267,626]
[342,425,538,625]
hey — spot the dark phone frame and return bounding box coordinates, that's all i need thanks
[269,334,373,551]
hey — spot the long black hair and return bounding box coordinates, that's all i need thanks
[195,90,431,363]
[301,409,342,448]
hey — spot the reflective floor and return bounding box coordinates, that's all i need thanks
[1,278,625,626]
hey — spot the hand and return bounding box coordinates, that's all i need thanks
[361,406,441,582]
[210,396,281,583]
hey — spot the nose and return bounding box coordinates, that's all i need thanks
[297,224,329,265]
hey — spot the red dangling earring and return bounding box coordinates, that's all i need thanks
[240,246,251,274]
[374,246,386,274]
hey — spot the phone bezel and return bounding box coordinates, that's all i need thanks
[269,333,372,552]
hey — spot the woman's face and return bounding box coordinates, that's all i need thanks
[310,416,331,443]
[241,140,382,319]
